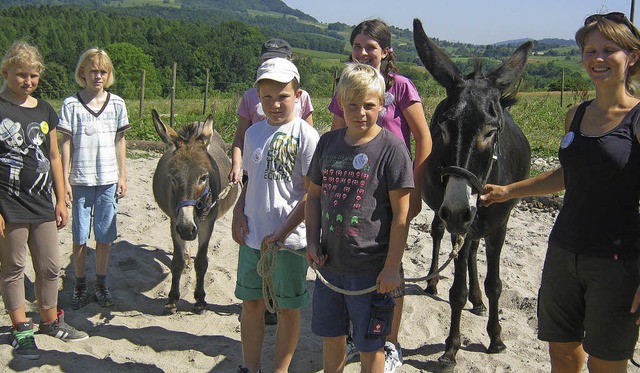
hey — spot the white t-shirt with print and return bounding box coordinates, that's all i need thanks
[242,116,319,250]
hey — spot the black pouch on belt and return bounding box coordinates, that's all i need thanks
[366,293,396,338]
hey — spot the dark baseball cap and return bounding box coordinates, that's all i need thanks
[260,38,292,60]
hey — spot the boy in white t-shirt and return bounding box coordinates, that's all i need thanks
[232,58,319,373]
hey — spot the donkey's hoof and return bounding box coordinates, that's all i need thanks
[437,356,456,372]
[487,341,506,354]
[163,302,178,315]
[193,302,207,315]
[470,304,487,316]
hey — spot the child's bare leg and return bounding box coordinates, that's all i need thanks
[241,299,266,372]
[95,242,111,276]
[274,307,300,372]
[359,349,385,373]
[388,296,403,346]
[323,336,347,373]
[72,243,88,278]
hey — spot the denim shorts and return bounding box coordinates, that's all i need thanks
[234,244,309,310]
[537,243,640,360]
[311,269,390,353]
[71,184,118,245]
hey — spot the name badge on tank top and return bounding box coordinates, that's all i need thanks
[560,131,575,149]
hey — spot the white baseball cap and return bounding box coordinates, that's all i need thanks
[255,58,300,85]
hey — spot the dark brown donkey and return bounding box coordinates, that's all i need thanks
[151,110,238,314]
[413,19,532,371]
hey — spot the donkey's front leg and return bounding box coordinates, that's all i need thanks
[165,224,187,315]
[484,227,507,354]
[425,215,445,295]
[193,218,215,314]
[439,237,471,372]
[467,239,487,316]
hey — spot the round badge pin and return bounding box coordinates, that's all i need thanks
[352,153,368,170]
[252,148,263,163]
[560,131,574,149]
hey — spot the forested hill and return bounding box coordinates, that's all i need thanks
[0,0,345,54]
[0,2,587,101]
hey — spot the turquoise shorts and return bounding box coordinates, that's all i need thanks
[72,184,118,245]
[234,244,309,310]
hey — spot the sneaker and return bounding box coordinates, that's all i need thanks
[10,322,39,360]
[94,285,114,307]
[71,283,89,310]
[346,336,358,362]
[38,310,89,342]
[384,341,403,373]
[237,366,261,373]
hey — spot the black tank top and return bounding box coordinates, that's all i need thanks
[549,100,640,259]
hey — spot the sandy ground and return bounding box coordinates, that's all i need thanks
[0,151,599,373]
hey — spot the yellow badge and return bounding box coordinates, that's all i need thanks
[40,121,49,135]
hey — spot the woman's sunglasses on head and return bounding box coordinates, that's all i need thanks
[585,12,640,38]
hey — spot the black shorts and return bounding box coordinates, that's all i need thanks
[537,243,640,361]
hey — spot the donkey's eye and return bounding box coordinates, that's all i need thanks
[484,128,497,138]
[198,175,208,184]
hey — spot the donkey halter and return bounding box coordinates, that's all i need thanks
[175,184,214,216]
[440,130,500,195]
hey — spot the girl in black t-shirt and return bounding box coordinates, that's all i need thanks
[0,41,88,360]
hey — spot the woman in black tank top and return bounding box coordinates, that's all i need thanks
[480,12,640,372]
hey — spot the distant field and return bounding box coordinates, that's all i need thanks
[48,91,580,159]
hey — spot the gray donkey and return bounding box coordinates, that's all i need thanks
[151,109,238,314]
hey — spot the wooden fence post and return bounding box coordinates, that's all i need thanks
[138,69,146,120]
[203,68,210,115]
[171,62,177,127]
[560,68,565,107]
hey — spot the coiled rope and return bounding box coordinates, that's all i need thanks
[256,234,465,313]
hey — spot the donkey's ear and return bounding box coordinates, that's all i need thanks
[488,41,533,92]
[197,115,214,148]
[413,18,462,91]
[151,109,180,145]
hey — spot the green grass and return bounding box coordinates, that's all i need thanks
[51,90,579,159]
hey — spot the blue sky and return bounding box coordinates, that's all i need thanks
[281,0,635,45]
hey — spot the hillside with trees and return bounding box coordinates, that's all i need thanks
[0,2,589,102]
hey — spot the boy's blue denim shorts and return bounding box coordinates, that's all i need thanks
[71,184,118,245]
[234,244,309,310]
[311,269,388,353]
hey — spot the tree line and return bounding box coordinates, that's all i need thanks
[0,5,589,103]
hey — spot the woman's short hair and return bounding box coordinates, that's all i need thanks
[576,14,640,94]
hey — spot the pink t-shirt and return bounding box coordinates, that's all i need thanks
[329,73,421,150]
[237,87,314,124]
